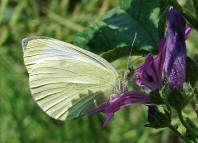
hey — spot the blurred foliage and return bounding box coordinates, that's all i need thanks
[0,0,197,143]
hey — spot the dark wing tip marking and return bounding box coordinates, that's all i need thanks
[22,36,54,52]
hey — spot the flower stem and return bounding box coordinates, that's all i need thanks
[168,124,191,143]
[177,111,198,139]
[191,101,198,116]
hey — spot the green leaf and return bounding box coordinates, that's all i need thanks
[73,0,169,62]
[166,84,194,111]
[150,90,164,104]
[186,57,198,86]
[158,0,170,38]
[166,88,183,111]
[192,0,198,17]
[193,54,198,68]
[120,0,167,42]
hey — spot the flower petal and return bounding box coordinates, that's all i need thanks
[103,113,114,127]
[164,8,186,90]
[158,38,166,52]
[135,39,166,91]
[89,90,150,127]
[185,27,192,40]
[88,104,107,116]
[136,54,157,90]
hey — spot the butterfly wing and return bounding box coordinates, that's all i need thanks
[22,36,119,120]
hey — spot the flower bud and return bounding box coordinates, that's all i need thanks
[145,105,170,128]
[166,83,194,111]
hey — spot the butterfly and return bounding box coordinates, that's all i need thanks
[22,36,124,120]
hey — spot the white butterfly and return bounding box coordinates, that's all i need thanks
[22,36,120,120]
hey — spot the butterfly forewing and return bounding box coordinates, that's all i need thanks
[22,36,119,120]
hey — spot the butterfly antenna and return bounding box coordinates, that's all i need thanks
[122,33,137,92]
[126,32,137,71]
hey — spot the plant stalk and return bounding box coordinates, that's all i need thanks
[177,111,198,139]
[168,124,191,143]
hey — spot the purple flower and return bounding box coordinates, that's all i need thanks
[89,90,150,127]
[88,8,191,127]
[164,8,187,90]
[135,38,166,90]
[135,9,191,91]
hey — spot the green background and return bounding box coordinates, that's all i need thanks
[0,0,197,143]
